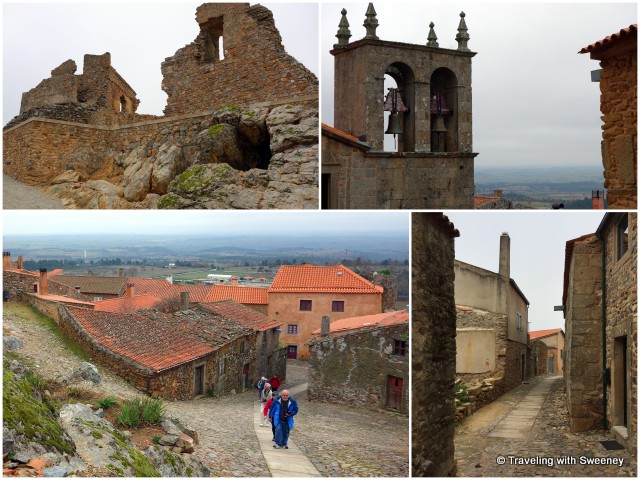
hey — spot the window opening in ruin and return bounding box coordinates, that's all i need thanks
[617,214,629,260]
[383,63,415,153]
[119,96,126,113]
[202,17,224,63]
[430,68,458,153]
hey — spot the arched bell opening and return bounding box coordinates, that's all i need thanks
[384,62,415,153]
[430,68,458,152]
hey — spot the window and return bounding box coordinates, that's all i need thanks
[299,300,312,311]
[617,214,629,260]
[287,324,298,335]
[94,296,102,301]
[239,341,245,354]
[516,312,522,330]
[332,300,345,312]
[393,340,407,356]
[218,356,225,375]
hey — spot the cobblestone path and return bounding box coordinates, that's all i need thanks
[454,375,637,477]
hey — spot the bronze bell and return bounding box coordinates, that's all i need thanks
[432,114,447,133]
[386,112,403,135]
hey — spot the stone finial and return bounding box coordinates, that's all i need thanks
[334,8,352,48]
[427,22,439,47]
[456,11,470,51]
[363,3,379,40]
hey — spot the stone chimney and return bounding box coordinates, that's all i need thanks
[126,282,135,298]
[321,316,331,337]
[39,268,48,295]
[166,275,173,284]
[119,267,125,277]
[592,190,605,210]
[2,252,13,271]
[180,291,190,310]
[494,189,503,198]
[17,256,24,269]
[499,233,510,280]
[231,277,238,286]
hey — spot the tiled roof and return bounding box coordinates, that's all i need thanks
[52,275,127,295]
[474,196,499,208]
[269,265,383,294]
[5,269,37,277]
[321,123,361,142]
[93,294,163,313]
[311,310,408,335]
[200,300,281,331]
[128,278,210,303]
[68,307,216,372]
[321,123,371,151]
[562,233,597,308]
[529,328,564,341]
[579,24,637,54]
[48,269,64,277]
[33,294,94,306]
[204,285,269,304]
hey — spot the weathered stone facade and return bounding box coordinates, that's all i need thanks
[529,339,549,378]
[563,233,604,432]
[3,269,90,302]
[308,323,408,412]
[412,213,458,476]
[322,7,478,209]
[3,3,318,209]
[580,25,637,209]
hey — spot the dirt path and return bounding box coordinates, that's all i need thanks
[3,174,66,209]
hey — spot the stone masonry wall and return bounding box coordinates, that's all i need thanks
[3,271,38,299]
[602,213,637,454]
[20,59,78,113]
[530,339,549,378]
[599,47,637,208]
[307,324,409,413]
[412,213,457,476]
[504,339,527,391]
[24,294,95,325]
[161,4,318,117]
[564,234,603,432]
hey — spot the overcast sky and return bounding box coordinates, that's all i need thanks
[3,1,319,125]
[445,211,605,333]
[321,2,636,167]
[2,210,409,236]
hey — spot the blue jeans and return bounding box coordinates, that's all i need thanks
[275,420,290,446]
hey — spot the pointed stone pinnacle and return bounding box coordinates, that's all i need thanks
[334,8,351,48]
[456,11,470,51]
[427,21,439,48]
[363,3,379,40]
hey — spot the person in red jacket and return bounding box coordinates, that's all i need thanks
[269,374,281,392]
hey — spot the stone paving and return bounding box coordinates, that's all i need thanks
[454,374,637,477]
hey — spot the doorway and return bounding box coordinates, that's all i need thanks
[387,375,403,410]
[194,365,204,395]
[287,345,298,359]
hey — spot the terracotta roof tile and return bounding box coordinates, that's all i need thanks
[321,123,361,142]
[33,294,94,306]
[579,24,637,54]
[93,295,163,313]
[529,328,564,341]
[128,278,210,303]
[200,300,281,331]
[51,275,127,295]
[474,196,499,208]
[204,285,269,304]
[269,265,383,294]
[311,310,409,335]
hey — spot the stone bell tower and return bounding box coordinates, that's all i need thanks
[325,4,478,208]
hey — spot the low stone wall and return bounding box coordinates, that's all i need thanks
[307,324,409,413]
[455,375,507,422]
[23,293,95,325]
[3,271,37,299]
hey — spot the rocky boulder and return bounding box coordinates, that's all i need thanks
[69,362,101,385]
[193,124,246,169]
[3,335,24,351]
[151,144,188,195]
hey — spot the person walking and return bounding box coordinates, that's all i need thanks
[259,383,272,426]
[271,389,298,449]
[269,374,281,393]
[256,376,267,400]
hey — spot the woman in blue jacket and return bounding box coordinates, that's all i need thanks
[271,389,298,449]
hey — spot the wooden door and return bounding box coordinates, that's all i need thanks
[194,365,204,395]
[387,375,403,410]
[287,345,298,359]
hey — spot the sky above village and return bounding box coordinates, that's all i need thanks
[445,211,606,334]
[2,1,319,125]
[321,1,636,167]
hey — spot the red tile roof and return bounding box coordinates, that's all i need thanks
[200,300,281,331]
[529,328,564,341]
[51,275,127,295]
[311,310,409,335]
[93,294,163,313]
[33,294,94,306]
[321,123,361,142]
[269,265,383,294]
[128,278,210,303]
[474,196,500,208]
[204,285,269,304]
[68,307,216,372]
[579,24,637,54]
[48,269,64,277]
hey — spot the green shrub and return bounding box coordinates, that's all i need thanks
[455,384,469,404]
[115,398,165,428]
[115,399,141,428]
[140,398,165,425]
[152,435,161,445]
[97,396,118,409]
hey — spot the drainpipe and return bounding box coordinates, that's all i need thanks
[597,229,607,430]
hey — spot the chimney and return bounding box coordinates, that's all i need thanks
[499,233,510,280]
[119,267,125,277]
[493,189,503,198]
[126,282,135,298]
[180,291,190,310]
[166,275,173,284]
[17,256,24,270]
[2,252,12,271]
[592,190,605,210]
[39,268,49,295]
[231,277,238,286]
[321,315,331,337]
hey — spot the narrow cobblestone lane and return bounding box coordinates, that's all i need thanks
[454,375,637,476]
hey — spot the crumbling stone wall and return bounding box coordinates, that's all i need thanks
[530,339,549,377]
[564,234,604,432]
[307,324,408,412]
[412,213,457,477]
[2,270,90,301]
[20,59,79,113]
[23,293,94,325]
[161,3,318,116]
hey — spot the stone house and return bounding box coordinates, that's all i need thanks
[60,304,257,400]
[267,264,383,360]
[307,310,409,413]
[563,213,636,456]
[579,25,637,209]
[50,274,128,301]
[454,233,530,393]
[322,6,478,209]
[200,300,286,381]
[529,339,549,378]
[529,328,565,374]
[412,213,459,477]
